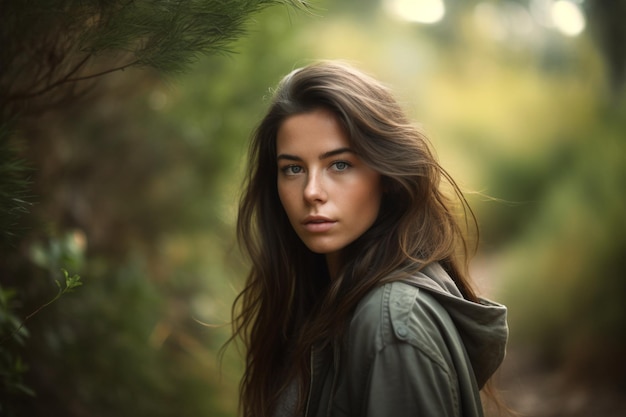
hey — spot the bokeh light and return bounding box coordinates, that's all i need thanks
[551,0,586,36]
[383,0,446,24]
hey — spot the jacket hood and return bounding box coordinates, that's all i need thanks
[402,262,508,388]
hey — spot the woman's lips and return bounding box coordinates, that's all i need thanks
[302,216,336,233]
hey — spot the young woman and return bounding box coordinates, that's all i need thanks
[231,61,508,417]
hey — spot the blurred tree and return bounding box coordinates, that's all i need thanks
[0,0,308,117]
[0,0,308,242]
[586,0,626,93]
[0,1,309,416]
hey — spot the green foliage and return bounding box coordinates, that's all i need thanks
[1,269,82,345]
[0,268,82,417]
[0,1,310,416]
[494,103,626,380]
[0,126,32,248]
[0,285,34,417]
[1,0,308,115]
[0,2,314,415]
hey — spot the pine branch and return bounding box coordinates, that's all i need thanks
[8,54,95,101]
[0,127,33,247]
[6,56,134,101]
[1,0,310,114]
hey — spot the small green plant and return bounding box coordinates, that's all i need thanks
[0,269,82,416]
[0,269,82,347]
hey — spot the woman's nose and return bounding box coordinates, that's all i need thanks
[303,172,327,204]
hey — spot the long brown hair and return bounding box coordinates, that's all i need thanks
[231,61,480,417]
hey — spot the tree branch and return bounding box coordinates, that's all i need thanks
[7,58,139,101]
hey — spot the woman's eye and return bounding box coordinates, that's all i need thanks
[283,165,303,175]
[332,161,350,171]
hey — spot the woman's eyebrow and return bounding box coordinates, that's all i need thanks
[276,147,355,162]
[276,153,302,162]
[319,147,354,160]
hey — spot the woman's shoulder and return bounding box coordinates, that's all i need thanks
[348,281,458,361]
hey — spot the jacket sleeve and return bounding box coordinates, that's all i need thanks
[361,342,461,417]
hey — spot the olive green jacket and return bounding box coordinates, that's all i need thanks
[304,263,508,417]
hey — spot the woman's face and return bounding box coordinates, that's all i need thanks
[276,108,382,268]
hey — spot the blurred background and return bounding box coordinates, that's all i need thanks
[1,0,624,416]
